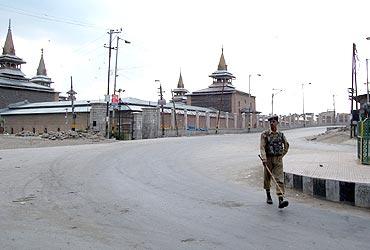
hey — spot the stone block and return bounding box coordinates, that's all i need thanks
[326,179,339,202]
[293,174,303,191]
[284,172,293,188]
[339,181,355,205]
[313,178,326,198]
[355,183,370,208]
[303,176,313,195]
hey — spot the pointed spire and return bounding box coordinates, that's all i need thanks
[2,19,15,55]
[217,46,227,70]
[36,48,47,76]
[177,70,184,88]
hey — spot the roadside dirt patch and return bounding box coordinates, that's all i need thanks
[0,134,116,150]
[305,126,355,145]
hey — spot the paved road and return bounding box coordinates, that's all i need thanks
[0,127,369,249]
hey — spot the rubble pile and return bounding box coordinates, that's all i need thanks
[40,130,105,140]
[15,131,36,137]
[15,130,105,141]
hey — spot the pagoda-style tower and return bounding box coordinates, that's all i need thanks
[0,20,59,109]
[172,71,189,103]
[0,20,26,79]
[187,48,239,112]
[30,49,53,87]
[186,47,258,129]
[208,47,236,89]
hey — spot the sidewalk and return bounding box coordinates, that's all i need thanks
[284,139,370,208]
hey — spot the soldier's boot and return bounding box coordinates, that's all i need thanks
[278,196,289,209]
[266,190,273,204]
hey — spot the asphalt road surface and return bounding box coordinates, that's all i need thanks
[0,127,369,249]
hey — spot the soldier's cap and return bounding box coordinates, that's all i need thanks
[267,115,279,122]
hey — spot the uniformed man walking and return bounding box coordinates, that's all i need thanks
[260,115,289,208]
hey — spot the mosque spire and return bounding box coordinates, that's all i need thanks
[36,48,47,76]
[217,46,227,71]
[2,19,15,55]
[177,70,184,88]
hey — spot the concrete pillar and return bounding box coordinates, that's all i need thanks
[234,113,237,129]
[206,111,210,129]
[184,109,187,130]
[132,112,142,140]
[242,113,246,129]
[171,108,175,129]
[250,113,253,129]
[89,102,107,134]
[226,112,229,129]
[195,111,199,129]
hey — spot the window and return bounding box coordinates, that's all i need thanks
[93,121,97,127]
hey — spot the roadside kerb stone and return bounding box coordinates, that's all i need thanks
[355,183,370,208]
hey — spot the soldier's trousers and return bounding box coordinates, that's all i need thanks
[263,156,285,197]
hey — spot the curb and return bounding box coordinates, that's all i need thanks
[284,172,370,208]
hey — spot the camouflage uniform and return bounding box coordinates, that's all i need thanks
[260,129,289,197]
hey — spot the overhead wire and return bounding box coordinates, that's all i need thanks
[0,3,104,29]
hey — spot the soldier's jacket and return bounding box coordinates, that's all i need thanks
[260,129,289,161]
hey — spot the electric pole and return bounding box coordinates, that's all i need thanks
[105,28,122,139]
[333,94,336,124]
[171,90,179,136]
[215,81,225,134]
[157,82,165,136]
[67,76,77,131]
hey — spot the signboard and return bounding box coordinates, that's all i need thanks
[112,94,119,104]
[105,94,110,102]
[158,99,166,106]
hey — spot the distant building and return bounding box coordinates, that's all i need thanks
[172,71,189,103]
[186,48,258,128]
[0,20,59,109]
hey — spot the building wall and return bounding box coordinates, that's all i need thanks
[232,92,254,114]
[0,86,59,109]
[188,94,233,113]
[3,113,89,134]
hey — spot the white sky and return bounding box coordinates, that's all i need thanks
[1,0,370,115]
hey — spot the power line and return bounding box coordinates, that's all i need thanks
[0,3,104,29]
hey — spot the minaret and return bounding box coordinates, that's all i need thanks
[30,49,53,87]
[0,19,26,79]
[172,70,189,103]
[208,47,235,88]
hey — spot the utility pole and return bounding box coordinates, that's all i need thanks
[111,36,130,138]
[104,28,122,139]
[171,90,179,136]
[215,81,225,134]
[350,43,358,138]
[156,80,165,136]
[67,76,77,131]
[301,82,311,127]
[333,94,336,124]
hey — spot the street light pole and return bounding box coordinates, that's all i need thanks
[366,59,369,106]
[104,28,122,139]
[301,82,311,127]
[271,88,283,115]
[248,73,261,132]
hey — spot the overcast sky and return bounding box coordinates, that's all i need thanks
[1,0,370,115]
